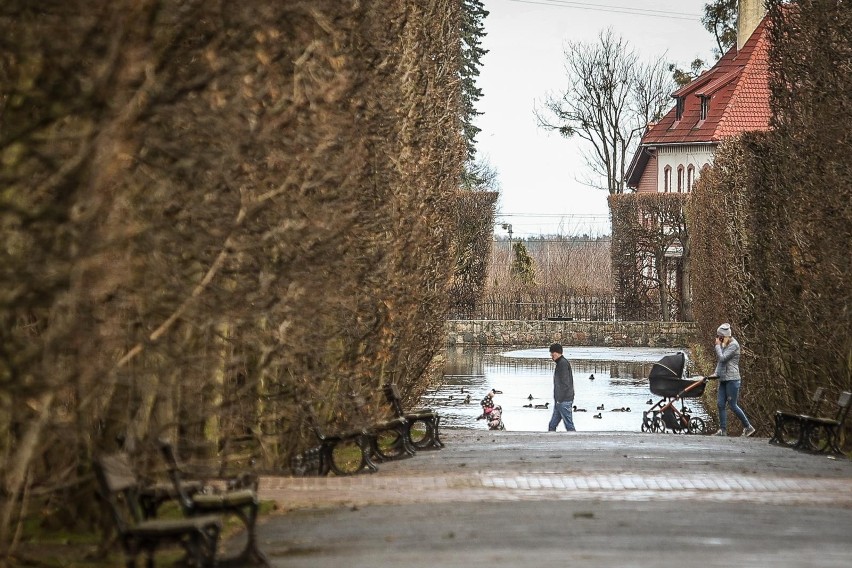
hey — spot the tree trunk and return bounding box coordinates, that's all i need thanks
[658,254,670,322]
[681,237,694,321]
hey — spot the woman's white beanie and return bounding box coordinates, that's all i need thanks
[717,323,732,337]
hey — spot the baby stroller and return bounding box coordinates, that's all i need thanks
[642,352,711,434]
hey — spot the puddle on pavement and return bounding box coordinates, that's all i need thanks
[432,345,709,432]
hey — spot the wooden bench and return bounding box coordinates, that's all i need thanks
[382,383,444,450]
[770,386,826,448]
[299,405,379,476]
[158,441,269,566]
[799,391,852,454]
[93,452,221,568]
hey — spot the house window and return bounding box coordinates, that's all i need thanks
[699,96,709,121]
[677,165,684,192]
[687,165,695,191]
[663,165,672,192]
[675,97,684,121]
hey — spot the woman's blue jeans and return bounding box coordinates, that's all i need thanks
[548,401,575,432]
[717,380,751,431]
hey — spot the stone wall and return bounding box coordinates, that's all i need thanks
[446,320,697,348]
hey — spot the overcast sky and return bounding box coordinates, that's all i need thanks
[474,0,718,237]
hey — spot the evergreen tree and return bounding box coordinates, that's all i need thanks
[668,1,737,92]
[460,0,488,161]
[511,242,536,287]
[702,0,738,57]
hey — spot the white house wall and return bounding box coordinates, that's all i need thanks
[655,144,715,192]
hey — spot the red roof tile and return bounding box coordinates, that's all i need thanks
[639,16,771,145]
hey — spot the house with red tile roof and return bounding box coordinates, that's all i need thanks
[615,1,771,321]
[625,3,771,194]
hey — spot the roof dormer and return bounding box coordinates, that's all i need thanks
[699,96,710,121]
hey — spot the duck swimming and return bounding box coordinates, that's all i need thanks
[523,403,533,408]
[596,404,605,411]
[463,394,471,404]
[527,394,534,400]
[593,413,602,419]
[589,374,595,380]
[573,405,587,412]
[646,398,654,405]
[534,402,550,409]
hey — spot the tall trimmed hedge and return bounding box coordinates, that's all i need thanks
[0,0,466,549]
[609,192,689,321]
[688,0,852,434]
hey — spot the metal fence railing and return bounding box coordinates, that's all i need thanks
[448,297,662,322]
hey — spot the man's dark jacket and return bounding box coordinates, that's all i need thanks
[553,355,574,402]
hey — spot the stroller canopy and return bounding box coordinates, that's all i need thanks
[648,352,686,381]
[648,352,706,399]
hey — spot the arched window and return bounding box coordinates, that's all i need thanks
[687,165,695,191]
[677,165,685,192]
[663,165,672,192]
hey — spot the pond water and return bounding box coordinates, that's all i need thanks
[431,345,710,432]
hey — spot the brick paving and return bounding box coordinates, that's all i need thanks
[260,430,852,509]
[263,470,852,508]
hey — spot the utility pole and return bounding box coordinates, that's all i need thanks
[501,223,513,247]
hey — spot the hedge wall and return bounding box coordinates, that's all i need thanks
[687,0,852,435]
[0,0,466,547]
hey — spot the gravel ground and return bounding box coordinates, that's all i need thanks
[253,429,852,567]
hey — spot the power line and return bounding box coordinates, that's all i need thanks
[496,213,609,218]
[506,0,700,18]
[505,0,701,21]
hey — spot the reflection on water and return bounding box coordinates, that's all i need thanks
[433,345,709,432]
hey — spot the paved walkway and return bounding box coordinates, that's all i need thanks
[254,430,852,567]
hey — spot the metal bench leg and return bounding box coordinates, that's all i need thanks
[358,435,380,473]
[432,417,445,448]
[218,505,269,567]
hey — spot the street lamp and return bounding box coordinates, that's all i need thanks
[501,223,513,244]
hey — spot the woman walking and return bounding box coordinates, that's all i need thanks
[714,323,756,437]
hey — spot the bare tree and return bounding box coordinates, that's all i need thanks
[536,29,674,195]
[609,193,688,322]
[461,157,500,192]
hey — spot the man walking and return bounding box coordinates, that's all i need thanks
[548,343,575,432]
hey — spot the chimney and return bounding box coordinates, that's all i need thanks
[737,0,767,51]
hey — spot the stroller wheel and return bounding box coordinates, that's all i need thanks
[641,413,653,433]
[688,416,706,435]
[653,415,666,433]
